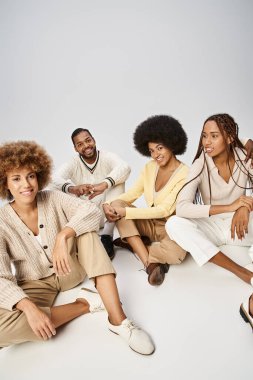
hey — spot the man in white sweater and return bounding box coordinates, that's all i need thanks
[52,128,131,260]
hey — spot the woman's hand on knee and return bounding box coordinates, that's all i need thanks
[103,203,121,222]
[112,206,126,219]
[53,230,74,276]
[231,206,250,240]
[16,298,56,340]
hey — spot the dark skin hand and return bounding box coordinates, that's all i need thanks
[103,203,121,222]
[231,206,250,240]
[88,182,108,200]
[230,139,253,238]
[245,139,253,167]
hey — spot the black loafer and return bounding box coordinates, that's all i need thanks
[163,263,170,273]
[101,235,115,260]
[113,236,151,253]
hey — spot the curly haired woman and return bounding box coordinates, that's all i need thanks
[103,115,189,286]
[0,141,154,355]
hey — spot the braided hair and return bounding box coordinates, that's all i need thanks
[193,113,244,162]
[177,113,253,204]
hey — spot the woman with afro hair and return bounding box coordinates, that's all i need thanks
[0,140,154,355]
[103,115,189,286]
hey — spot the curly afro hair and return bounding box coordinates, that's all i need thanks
[0,141,52,200]
[133,115,187,157]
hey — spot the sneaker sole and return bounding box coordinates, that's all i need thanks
[239,304,253,330]
[108,328,155,355]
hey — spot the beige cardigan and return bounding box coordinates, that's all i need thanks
[0,190,101,310]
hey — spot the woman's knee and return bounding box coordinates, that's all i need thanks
[110,199,129,208]
[166,216,186,235]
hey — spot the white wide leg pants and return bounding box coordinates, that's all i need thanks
[166,213,253,266]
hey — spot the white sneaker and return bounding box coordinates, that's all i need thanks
[108,318,155,355]
[240,296,253,330]
[76,288,105,313]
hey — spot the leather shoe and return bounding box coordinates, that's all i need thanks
[76,288,105,313]
[108,318,155,355]
[101,235,115,260]
[146,263,169,286]
[113,236,152,253]
[240,295,253,330]
[113,238,134,252]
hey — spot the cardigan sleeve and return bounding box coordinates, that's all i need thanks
[114,167,145,204]
[125,176,187,219]
[102,152,131,188]
[47,191,102,236]
[0,231,28,310]
[176,158,211,218]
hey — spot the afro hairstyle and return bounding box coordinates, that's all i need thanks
[133,115,187,157]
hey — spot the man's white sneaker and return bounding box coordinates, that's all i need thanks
[108,318,155,355]
[76,288,105,313]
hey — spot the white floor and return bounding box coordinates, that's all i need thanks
[1,245,253,380]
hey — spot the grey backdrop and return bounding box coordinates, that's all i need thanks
[1,2,253,379]
[1,0,252,184]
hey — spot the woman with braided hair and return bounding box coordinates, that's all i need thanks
[166,113,253,331]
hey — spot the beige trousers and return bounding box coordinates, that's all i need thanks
[0,232,115,348]
[112,200,186,265]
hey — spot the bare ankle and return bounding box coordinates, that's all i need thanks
[108,314,126,326]
[75,299,89,313]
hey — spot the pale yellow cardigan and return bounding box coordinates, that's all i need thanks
[111,160,189,220]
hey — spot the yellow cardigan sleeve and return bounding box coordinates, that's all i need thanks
[125,176,187,219]
[116,167,145,204]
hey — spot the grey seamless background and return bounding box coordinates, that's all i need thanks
[0,0,252,185]
[1,2,253,379]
